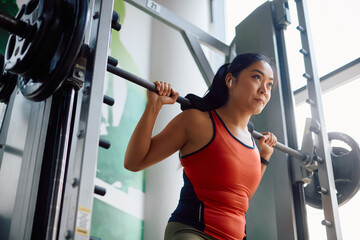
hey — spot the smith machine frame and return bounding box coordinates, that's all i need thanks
[1,0,359,239]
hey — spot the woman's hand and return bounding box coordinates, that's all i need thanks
[147,81,179,107]
[258,132,277,161]
[125,81,182,172]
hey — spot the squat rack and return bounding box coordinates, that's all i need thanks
[0,0,350,239]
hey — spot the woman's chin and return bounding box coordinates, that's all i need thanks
[252,107,264,115]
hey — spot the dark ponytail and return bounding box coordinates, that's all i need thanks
[181,53,276,112]
[181,63,230,111]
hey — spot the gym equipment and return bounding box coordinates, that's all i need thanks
[0,1,358,239]
[1,0,88,101]
[305,132,360,209]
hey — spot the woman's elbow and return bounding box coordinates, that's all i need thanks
[124,160,143,172]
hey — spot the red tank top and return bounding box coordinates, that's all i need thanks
[180,110,262,239]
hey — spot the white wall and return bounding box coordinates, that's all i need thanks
[144,1,210,239]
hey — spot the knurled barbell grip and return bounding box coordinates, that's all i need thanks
[0,12,30,38]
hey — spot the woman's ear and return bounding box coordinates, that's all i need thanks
[225,73,233,88]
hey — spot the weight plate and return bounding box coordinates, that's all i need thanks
[18,0,88,101]
[304,132,360,209]
[329,132,360,206]
[5,0,63,78]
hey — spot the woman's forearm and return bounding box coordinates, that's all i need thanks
[124,102,161,171]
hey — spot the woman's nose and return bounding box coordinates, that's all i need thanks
[258,83,269,95]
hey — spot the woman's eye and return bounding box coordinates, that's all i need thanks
[268,82,273,88]
[253,75,261,80]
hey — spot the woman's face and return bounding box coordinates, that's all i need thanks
[228,60,274,115]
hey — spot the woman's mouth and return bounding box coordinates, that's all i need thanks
[254,98,265,105]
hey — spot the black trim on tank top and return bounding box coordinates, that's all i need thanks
[213,110,255,149]
[181,111,216,159]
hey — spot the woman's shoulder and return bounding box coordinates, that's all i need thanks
[177,109,213,135]
[179,108,210,121]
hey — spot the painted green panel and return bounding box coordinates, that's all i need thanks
[91,199,143,240]
[92,0,146,239]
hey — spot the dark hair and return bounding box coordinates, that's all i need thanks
[181,53,276,112]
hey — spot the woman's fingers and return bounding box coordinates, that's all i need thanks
[155,81,172,96]
[171,88,179,101]
[152,81,178,104]
[261,132,277,147]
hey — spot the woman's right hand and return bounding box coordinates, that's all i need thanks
[147,81,179,106]
[125,81,182,172]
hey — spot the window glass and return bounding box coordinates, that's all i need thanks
[285,0,360,90]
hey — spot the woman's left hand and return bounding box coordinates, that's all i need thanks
[258,132,277,161]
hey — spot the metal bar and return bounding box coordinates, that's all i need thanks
[107,63,308,161]
[0,12,29,38]
[252,131,306,160]
[46,87,76,240]
[294,57,360,105]
[295,0,342,239]
[181,31,214,86]
[59,0,114,239]
[107,64,191,107]
[123,0,229,55]
[0,89,16,169]
[107,56,118,67]
[103,95,114,106]
[274,8,310,237]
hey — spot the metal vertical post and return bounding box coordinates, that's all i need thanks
[46,87,77,240]
[273,1,310,239]
[58,0,114,239]
[295,0,342,239]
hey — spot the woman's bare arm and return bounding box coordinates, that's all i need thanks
[124,81,188,172]
[249,132,277,199]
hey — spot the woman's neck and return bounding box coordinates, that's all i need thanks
[216,103,251,131]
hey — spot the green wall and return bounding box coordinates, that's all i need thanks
[91,1,147,239]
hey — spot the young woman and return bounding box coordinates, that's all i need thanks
[124,53,278,240]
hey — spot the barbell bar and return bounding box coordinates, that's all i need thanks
[0,11,30,38]
[106,62,308,162]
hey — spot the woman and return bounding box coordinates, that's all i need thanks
[124,53,278,240]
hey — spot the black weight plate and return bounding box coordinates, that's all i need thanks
[304,132,360,209]
[5,0,62,78]
[304,170,322,209]
[329,132,360,207]
[19,0,88,101]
